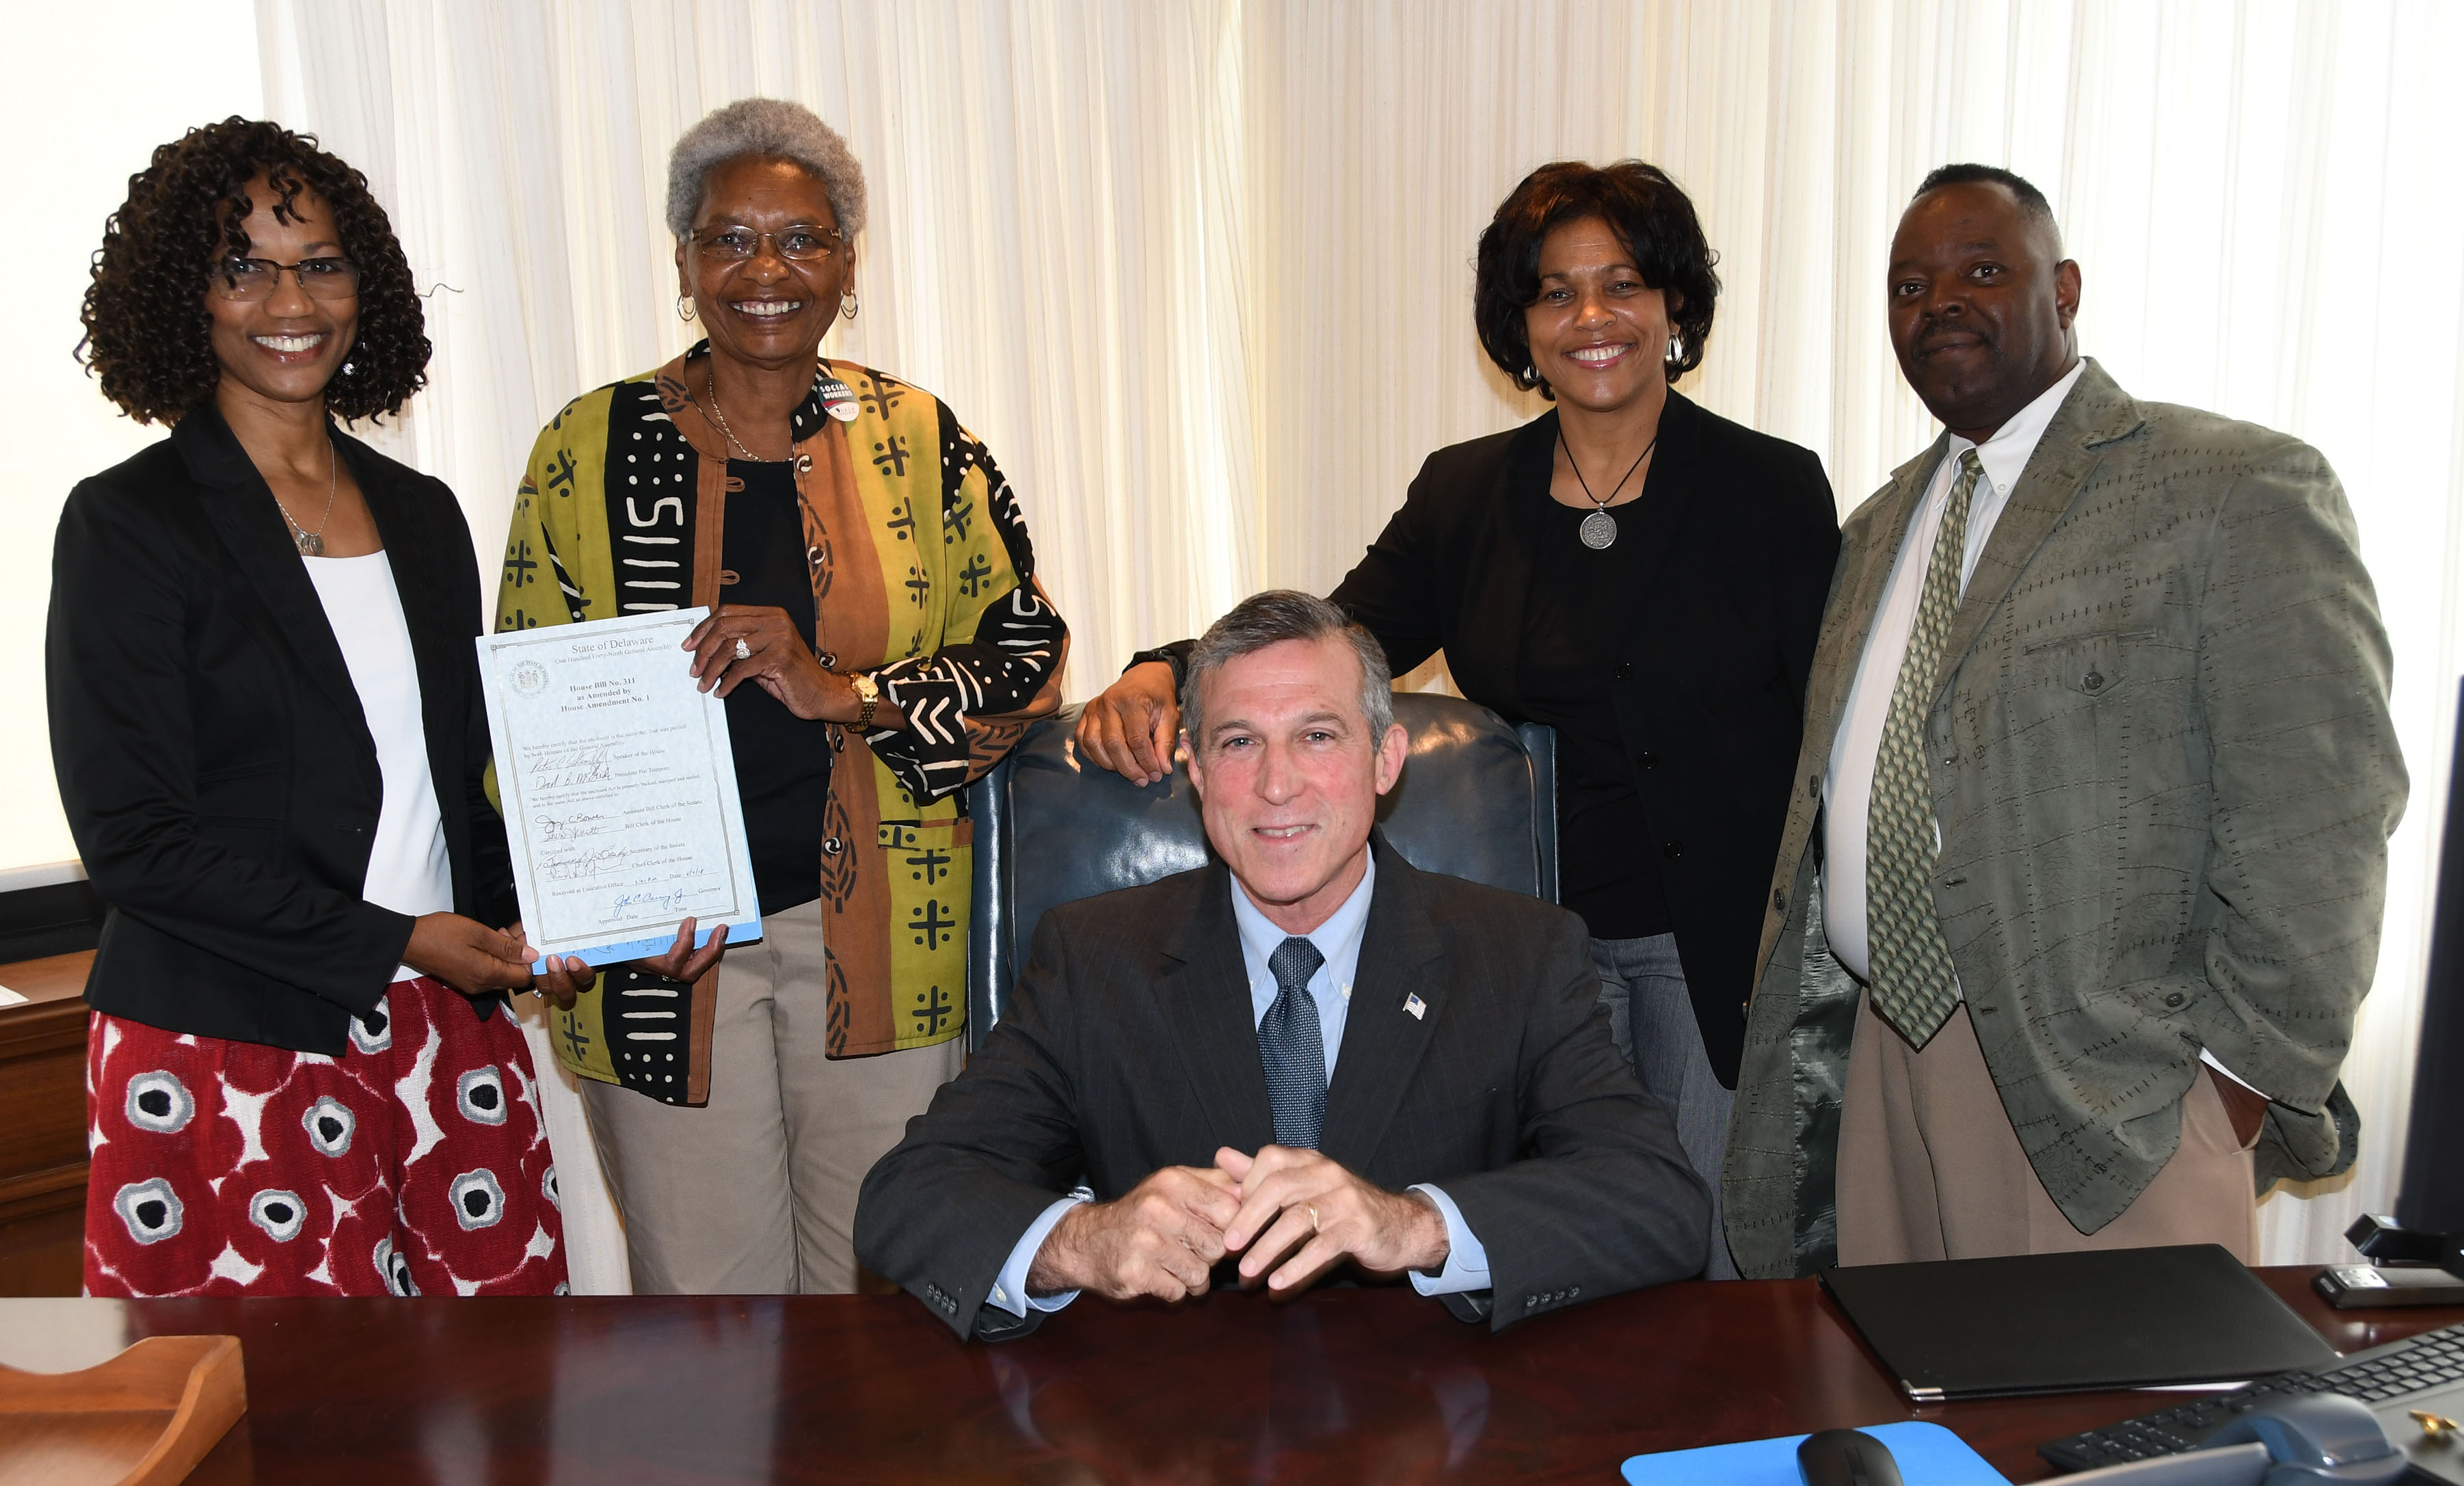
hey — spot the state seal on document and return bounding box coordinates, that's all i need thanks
[510,659,549,698]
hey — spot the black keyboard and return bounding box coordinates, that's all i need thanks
[2038,1320,2464,1472]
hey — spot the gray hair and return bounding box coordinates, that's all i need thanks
[665,98,867,241]
[1181,590,1396,752]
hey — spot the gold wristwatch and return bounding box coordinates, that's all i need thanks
[846,671,881,730]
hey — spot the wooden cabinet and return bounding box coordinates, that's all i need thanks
[0,952,92,1296]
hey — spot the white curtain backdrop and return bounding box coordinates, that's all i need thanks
[256,0,2464,1286]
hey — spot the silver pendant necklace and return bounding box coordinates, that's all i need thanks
[278,438,339,556]
[1559,423,1657,550]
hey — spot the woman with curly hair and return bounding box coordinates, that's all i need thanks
[518,98,1067,1295]
[1076,161,1840,1279]
[51,118,565,1297]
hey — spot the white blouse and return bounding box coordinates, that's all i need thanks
[302,550,452,981]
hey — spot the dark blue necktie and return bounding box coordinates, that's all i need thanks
[1259,936,1328,1150]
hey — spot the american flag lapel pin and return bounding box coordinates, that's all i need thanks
[1404,993,1428,1021]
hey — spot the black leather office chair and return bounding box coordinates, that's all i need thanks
[964,693,1557,1048]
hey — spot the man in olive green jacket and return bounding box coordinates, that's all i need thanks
[1723,165,2407,1280]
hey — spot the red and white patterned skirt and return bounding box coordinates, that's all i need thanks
[83,977,568,1297]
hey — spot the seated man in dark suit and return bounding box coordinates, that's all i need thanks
[856,589,1711,1338]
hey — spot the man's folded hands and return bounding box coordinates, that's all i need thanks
[1024,1145,1450,1303]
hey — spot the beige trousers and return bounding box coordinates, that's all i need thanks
[1837,996,2258,1266]
[580,897,964,1295]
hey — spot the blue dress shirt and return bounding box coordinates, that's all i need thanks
[987,858,1492,1318]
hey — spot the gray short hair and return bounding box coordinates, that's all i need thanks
[1181,591,1396,752]
[666,98,866,241]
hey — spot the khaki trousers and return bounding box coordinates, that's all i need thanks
[1837,996,2257,1266]
[580,897,964,1295]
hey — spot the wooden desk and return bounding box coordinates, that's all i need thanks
[0,949,92,1297]
[3,1269,2454,1483]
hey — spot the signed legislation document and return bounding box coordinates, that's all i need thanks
[477,608,763,970]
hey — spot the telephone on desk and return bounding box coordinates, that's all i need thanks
[1799,1394,2409,1486]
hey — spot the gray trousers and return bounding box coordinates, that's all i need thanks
[580,897,964,1295]
[1592,933,1737,1280]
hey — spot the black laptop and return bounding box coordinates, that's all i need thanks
[1818,1244,2340,1402]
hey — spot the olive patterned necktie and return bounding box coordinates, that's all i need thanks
[1259,936,1328,1150]
[1864,449,1985,1048]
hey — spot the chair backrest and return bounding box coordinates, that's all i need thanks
[965,693,1557,1046]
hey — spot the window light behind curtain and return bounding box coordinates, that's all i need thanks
[257,0,2464,1277]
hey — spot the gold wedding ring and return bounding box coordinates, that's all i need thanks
[1307,1204,1320,1235]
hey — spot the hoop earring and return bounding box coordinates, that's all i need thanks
[840,290,859,321]
[1666,334,1683,366]
[677,294,697,322]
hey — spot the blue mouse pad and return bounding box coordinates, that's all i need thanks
[1621,1420,2011,1485]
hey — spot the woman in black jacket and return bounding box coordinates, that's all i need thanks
[52,119,563,1296]
[1077,162,1839,1278]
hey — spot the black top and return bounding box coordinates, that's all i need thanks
[1142,392,1839,1085]
[1330,395,1838,1083]
[1520,488,1672,938]
[46,405,517,1056]
[719,460,831,916]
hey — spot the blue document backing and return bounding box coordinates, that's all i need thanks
[1621,1420,2009,1486]
[534,916,760,975]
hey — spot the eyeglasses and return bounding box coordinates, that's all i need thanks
[211,256,362,302]
[691,225,846,265]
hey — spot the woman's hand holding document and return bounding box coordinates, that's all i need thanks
[479,607,762,974]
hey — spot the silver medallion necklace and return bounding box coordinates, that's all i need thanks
[277,438,340,556]
[1559,423,1658,550]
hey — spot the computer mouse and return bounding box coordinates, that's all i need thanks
[2207,1391,2405,1481]
[1796,1428,1906,1486]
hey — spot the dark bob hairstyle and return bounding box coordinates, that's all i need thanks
[1473,160,1719,396]
[79,118,429,425]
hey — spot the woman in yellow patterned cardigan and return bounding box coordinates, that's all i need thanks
[508,99,1067,1294]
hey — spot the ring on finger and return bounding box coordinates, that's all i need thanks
[1307,1203,1320,1236]
[733,637,752,661]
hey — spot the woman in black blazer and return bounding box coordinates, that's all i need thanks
[1079,162,1838,1278]
[52,119,563,1296]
